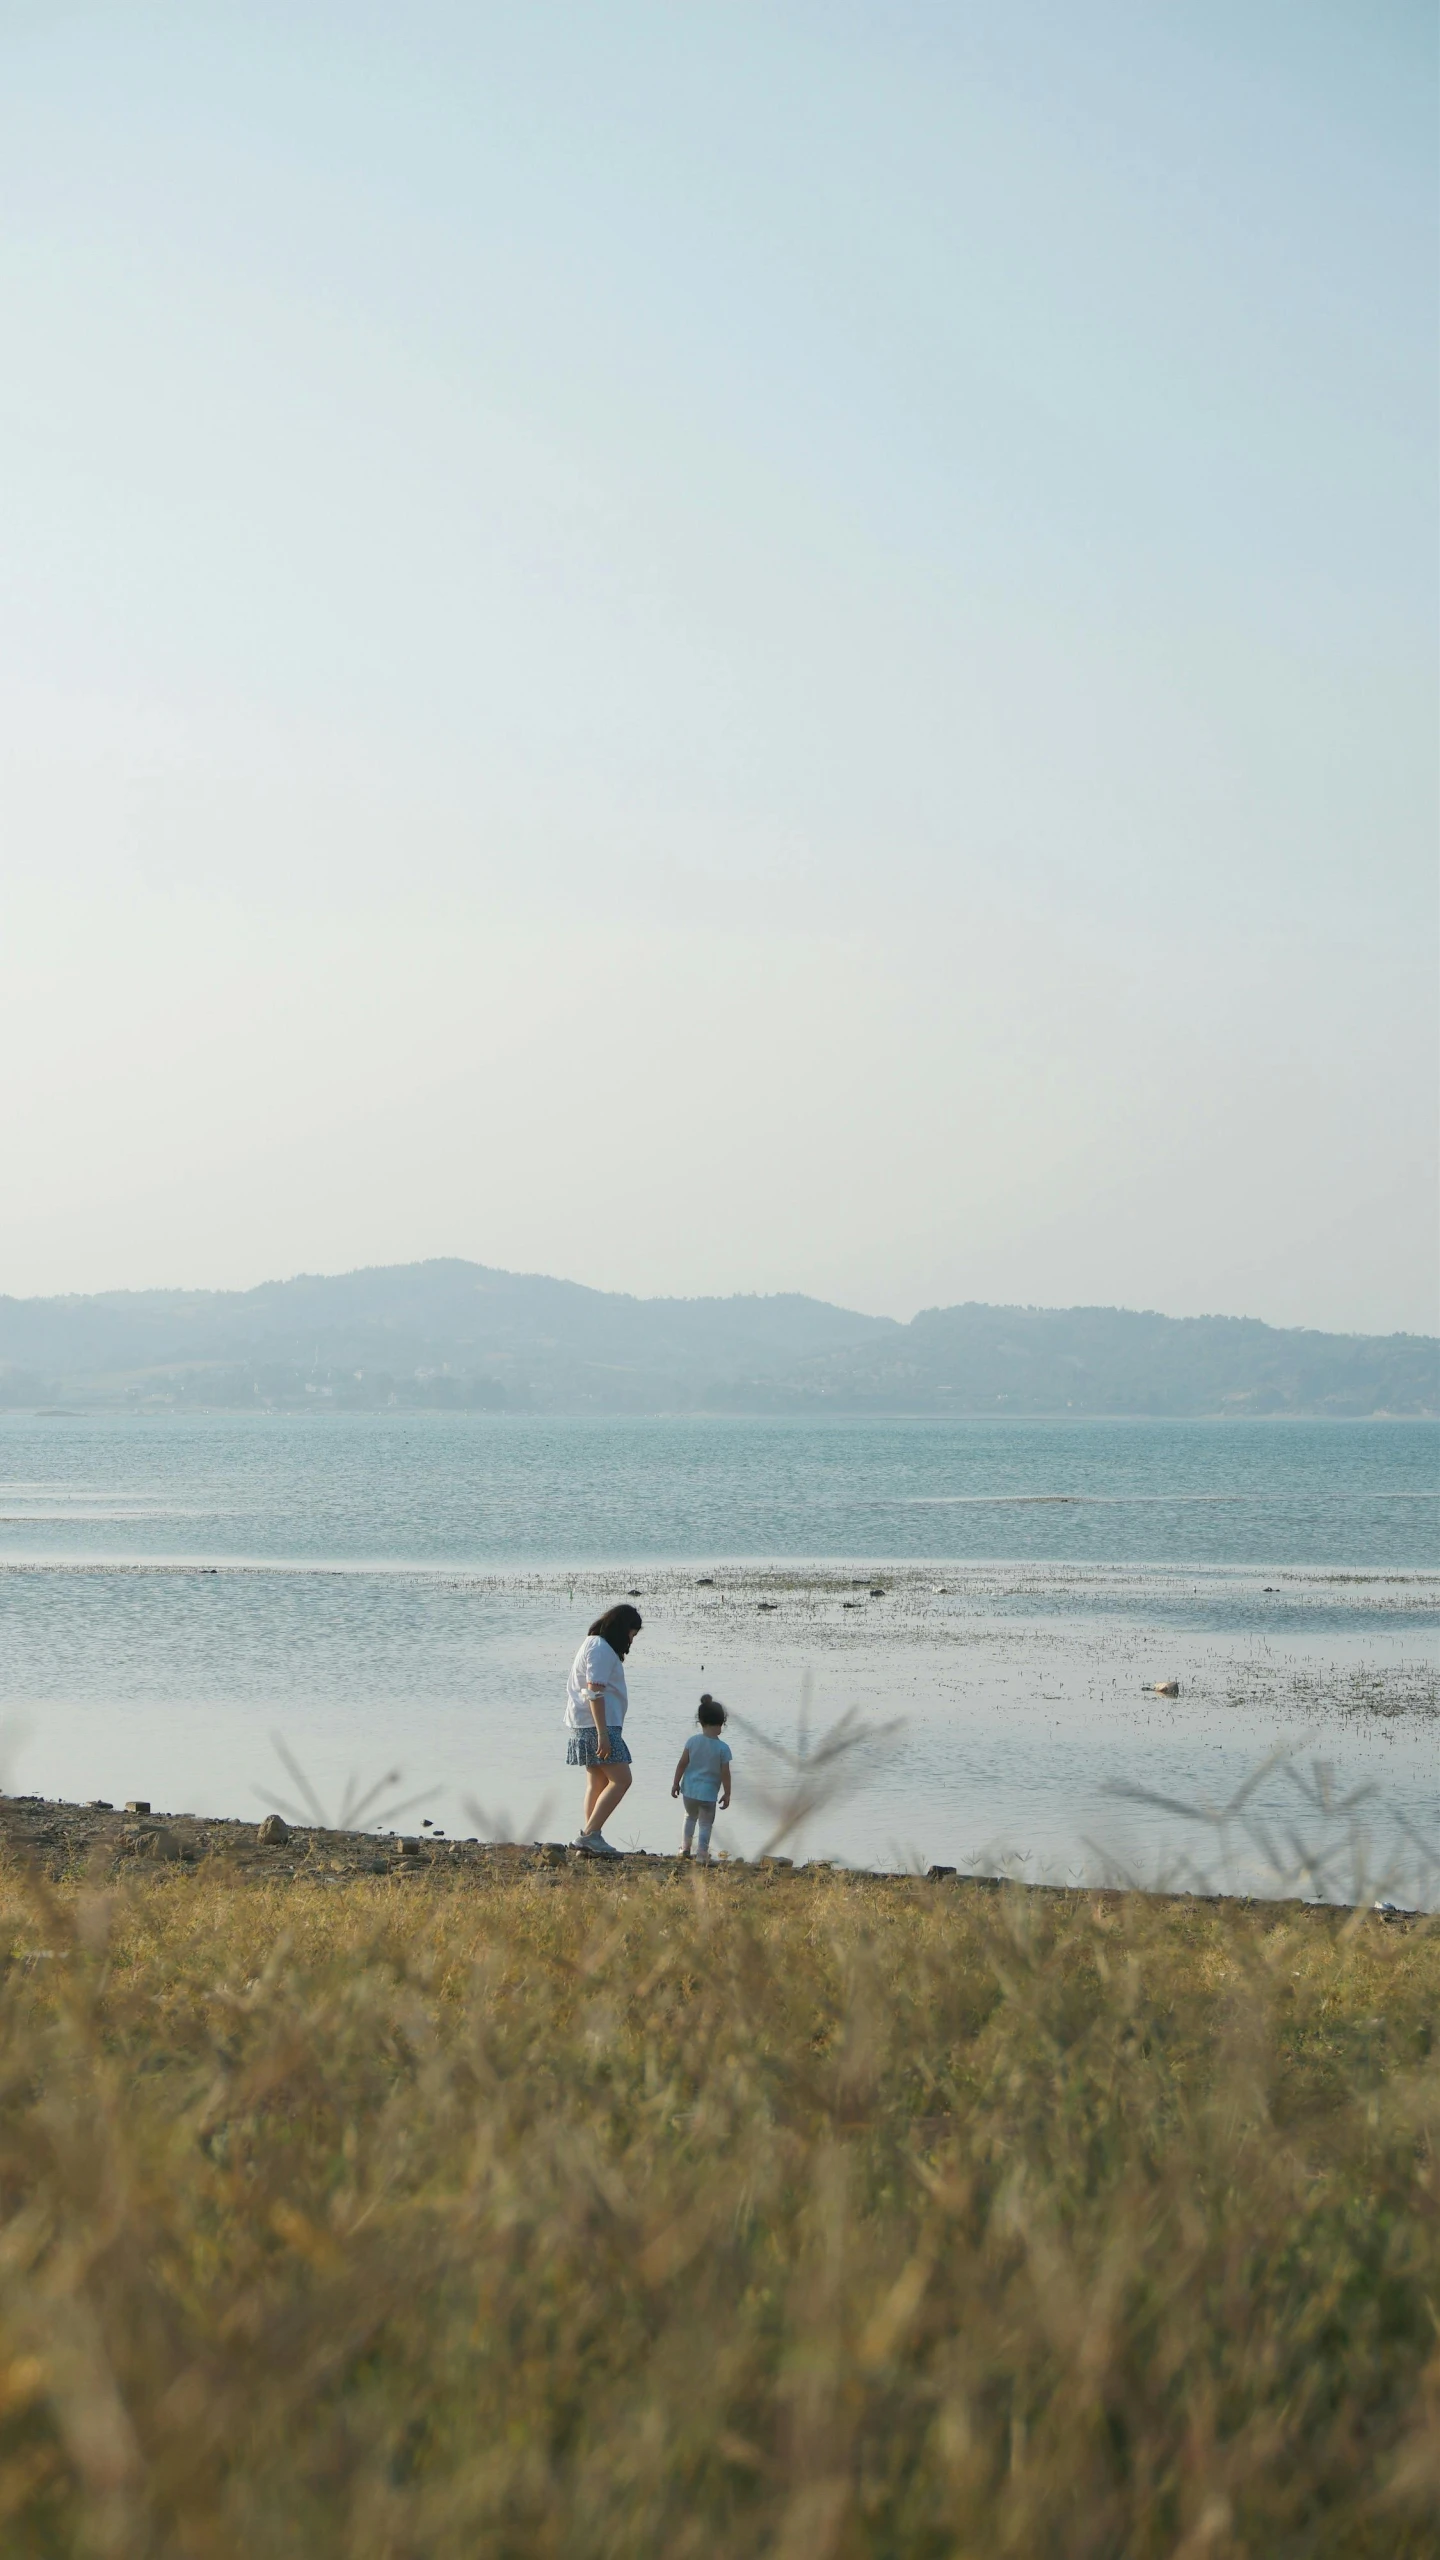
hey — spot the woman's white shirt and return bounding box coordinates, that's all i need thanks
[565,1635,628,1732]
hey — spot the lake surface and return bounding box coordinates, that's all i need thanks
[1,1412,1435,1900]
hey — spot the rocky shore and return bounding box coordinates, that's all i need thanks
[2,1789,1425,1920]
[0,1792,582,1882]
[0,1791,814,1884]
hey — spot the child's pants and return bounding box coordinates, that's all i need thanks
[682,1794,717,1859]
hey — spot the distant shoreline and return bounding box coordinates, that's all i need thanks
[3,1259,1434,1419]
[4,1402,1437,1423]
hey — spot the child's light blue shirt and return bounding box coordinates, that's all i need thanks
[681,1731,732,1802]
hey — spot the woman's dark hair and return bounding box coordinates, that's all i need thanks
[698,1693,726,1727]
[589,1603,642,1651]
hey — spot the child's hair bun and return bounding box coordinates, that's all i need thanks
[698,1692,727,1725]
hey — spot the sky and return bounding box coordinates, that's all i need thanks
[1,2,1435,1332]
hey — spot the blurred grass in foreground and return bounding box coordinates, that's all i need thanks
[0,1857,1437,2557]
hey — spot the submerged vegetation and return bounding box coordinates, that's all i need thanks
[0,1852,1437,2556]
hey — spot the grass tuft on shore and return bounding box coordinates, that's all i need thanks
[0,1855,1437,2556]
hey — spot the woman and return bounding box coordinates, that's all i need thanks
[566,1602,641,1857]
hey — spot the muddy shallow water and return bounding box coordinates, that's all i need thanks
[2,1410,1433,1898]
[3,1555,1435,1904]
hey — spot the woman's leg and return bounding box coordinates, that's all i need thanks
[581,1764,608,1831]
[584,1761,632,1836]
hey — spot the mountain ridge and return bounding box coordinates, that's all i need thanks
[0,1258,1434,1417]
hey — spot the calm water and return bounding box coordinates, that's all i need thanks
[1,1412,1436,1897]
[0,1410,1434,1567]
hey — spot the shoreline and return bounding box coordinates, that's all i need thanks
[1,1558,1435,1607]
[4,1562,1433,1902]
[1,1787,1427,1921]
[6,1403,1437,1420]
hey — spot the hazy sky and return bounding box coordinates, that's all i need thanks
[2,3,1435,1329]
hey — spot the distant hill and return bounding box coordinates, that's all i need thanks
[0,1259,1433,1416]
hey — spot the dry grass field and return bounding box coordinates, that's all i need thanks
[0,1846,1437,2557]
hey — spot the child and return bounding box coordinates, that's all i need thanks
[672,1694,732,1862]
